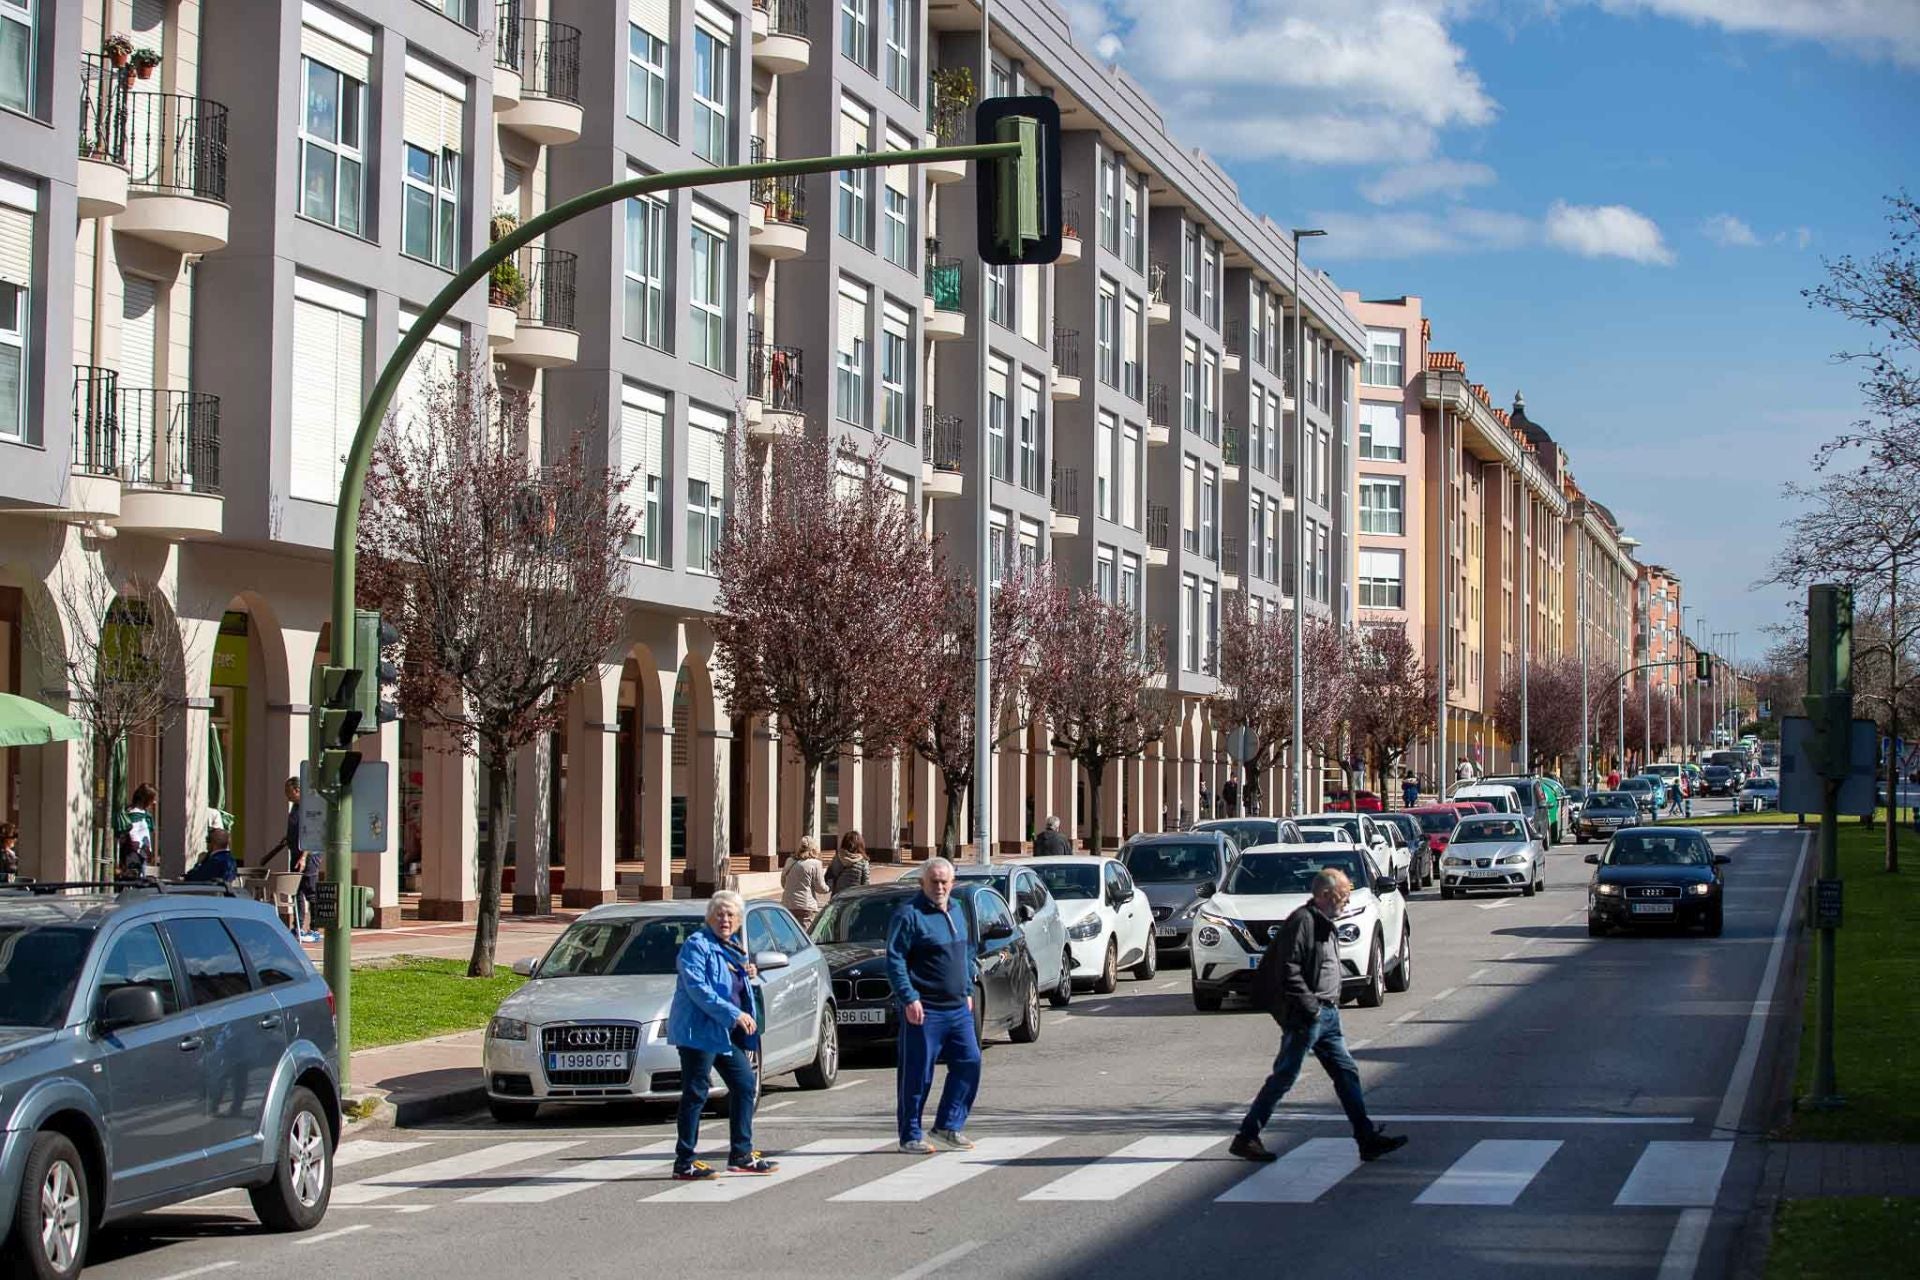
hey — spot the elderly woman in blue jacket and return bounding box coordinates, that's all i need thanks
[667,890,779,1180]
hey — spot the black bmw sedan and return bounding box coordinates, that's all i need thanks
[1585,827,1730,937]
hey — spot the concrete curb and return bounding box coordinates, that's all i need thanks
[343,1077,490,1134]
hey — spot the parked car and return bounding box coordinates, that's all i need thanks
[1293,826,1358,846]
[1633,774,1671,809]
[1438,813,1546,898]
[1192,817,1306,852]
[1406,803,1467,877]
[1585,828,1730,937]
[1190,843,1411,1011]
[486,900,837,1121]
[1645,763,1686,797]
[0,883,343,1279]
[1325,789,1383,813]
[1480,776,1564,844]
[1375,811,1435,887]
[1701,764,1737,796]
[1740,776,1781,812]
[1448,782,1526,819]
[1027,856,1157,992]
[1562,787,1589,823]
[809,882,1041,1051]
[1292,813,1410,890]
[1576,791,1640,843]
[1118,831,1239,963]
[952,862,1073,1008]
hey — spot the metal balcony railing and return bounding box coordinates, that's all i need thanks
[72,366,120,476]
[1146,502,1170,551]
[1060,187,1082,243]
[754,0,810,37]
[751,139,808,226]
[924,409,964,472]
[1225,317,1245,359]
[79,53,131,166]
[1221,534,1243,578]
[118,387,221,493]
[746,327,804,414]
[1051,326,1080,379]
[928,71,972,144]
[515,246,577,330]
[1283,561,1298,597]
[1148,261,1169,307]
[125,91,229,201]
[1283,459,1296,499]
[496,6,580,104]
[1147,381,1170,427]
[1051,464,1078,517]
[925,243,963,312]
[1224,421,1244,467]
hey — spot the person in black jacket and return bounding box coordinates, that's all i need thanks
[1231,868,1407,1164]
[1033,815,1072,858]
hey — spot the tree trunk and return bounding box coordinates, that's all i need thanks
[798,756,821,848]
[1888,559,1900,874]
[1084,758,1106,856]
[469,744,510,978]
[939,776,967,862]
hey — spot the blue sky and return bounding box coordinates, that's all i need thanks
[1061,0,1920,664]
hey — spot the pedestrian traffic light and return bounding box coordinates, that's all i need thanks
[311,663,363,796]
[1803,584,1854,780]
[353,608,401,733]
[975,95,1061,266]
[1696,653,1712,683]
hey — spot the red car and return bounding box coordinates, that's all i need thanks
[1326,789,1383,813]
[1407,803,1469,861]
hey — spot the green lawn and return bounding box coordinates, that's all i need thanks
[1768,1198,1920,1279]
[349,956,528,1052]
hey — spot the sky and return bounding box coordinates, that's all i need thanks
[1058,0,1920,666]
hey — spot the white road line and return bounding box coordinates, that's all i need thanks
[1467,968,1489,982]
[1615,1142,1733,1207]
[828,1078,869,1092]
[333,1141,581,1205]
[831,1137,1057,1202]
[464,1140,677,1204]
[798,1110,1696,1126]
[1216,1138,1359,1204]
[648,1138,892,1204]
[153,1265,237,1280]
[1714,831,1809,1138]
[1658,1209,1714,1280]
[1414,1139,1562,1206]
[1021,1135,1218,1201]
[759,1100,797,1112]
[296,1224,371,1247]
[888,1241,983,1280]
[333,1140,431,1169]
[1477,896,1515,911]
[1429,986,1459,1002]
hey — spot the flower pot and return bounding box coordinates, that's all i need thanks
[134,63,155,80]
[109,50,129,67]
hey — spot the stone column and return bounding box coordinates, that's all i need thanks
[418,717,478,921]
[1027,734,1055,838]
[562,668,620,908]
[907,753,937,859]
[746,716,780,871]
[510,735,550,915]
[862,752,902,860]
[689,696,732,896]
[836,742,863,847]
[1052,752,1079,847]
[996,738,1027,855]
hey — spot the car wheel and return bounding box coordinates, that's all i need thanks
[249,1085,333,1233]
[1440,885,1455,900]
[1095,938,1119,994]
[1049,949,1073,1008]
[973,983,991,1049]
[1385,923,1413,993]
[1357,934,1386,1008]
[1192,986,1225,1012]
[1522,870,1537,897]
[3,1131,89,1280]
[1130,932,1158,980]
[795,1005,840,1089]
[488,1098,540,1124]
[1577,835,1587,844]
[1011,964,1042,1043]
[1588,916,1607,938]
[1705,905,1724,938]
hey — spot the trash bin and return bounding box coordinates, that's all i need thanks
[349,883,374,929]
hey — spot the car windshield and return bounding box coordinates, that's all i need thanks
[1603,834,1715,866]
[1744,779,1777,790]
[1299,817,1361,840]
[1414,811,1457,833]
[1034,862,1102,900]
[1200,821,1277,849]
[1586,794,1635,811]
[1294,828,1347,845]
[537,916,703,978]
[0,924,93,1028]
[1455,818,1526,843]
[1224,851,1368,896]
[1121,843,1218,883]
[1621,779,1651,791]
[814,893,914,945]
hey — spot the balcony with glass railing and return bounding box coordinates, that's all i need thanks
[117,88,230,253]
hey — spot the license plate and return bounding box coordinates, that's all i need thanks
[1245,953,1264,969]
[836,1008,888,1025]
[1156,926,1180,939]
[1630,902,1675,915]
[547,1052,629,1073]
[1469,868,1507,878]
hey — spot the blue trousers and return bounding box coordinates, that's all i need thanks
[675,1045,756,1167]
[1238,1003,1375,1143]
[896,1004,981,1144]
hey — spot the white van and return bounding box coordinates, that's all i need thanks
[1449,782,1526,817]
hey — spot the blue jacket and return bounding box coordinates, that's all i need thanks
[667,925,755,1055]
[886,892,979,1010]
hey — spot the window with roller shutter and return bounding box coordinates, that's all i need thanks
[685,405,728,575]
[392,309,462,449]
[882,128,912,267]
[620,383,667,563]
[689,203,730,372]
[298,6,370,235]
[626,0,670,136]
[0,197,27,441]
[400,62,464,269]
[289,276,365,504]
[834,282,869,428]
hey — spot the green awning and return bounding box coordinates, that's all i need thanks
[0,693,85,748]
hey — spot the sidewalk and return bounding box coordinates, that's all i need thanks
[1766,1142,1920,1197]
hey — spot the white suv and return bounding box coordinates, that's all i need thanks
[1293,813,1412,891]
[1190,843,1411,1011]
[1027,856,1156,993]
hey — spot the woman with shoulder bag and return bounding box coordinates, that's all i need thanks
[826,830,871,896]
[781,836,830,929]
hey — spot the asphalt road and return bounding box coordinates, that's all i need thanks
[88,810,1809,1280]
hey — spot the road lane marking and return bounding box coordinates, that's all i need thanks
[1467,968,1489,982]
[296,1224,370,1247]
[1658,1208,1714,1280]
[1713,830,1809,1138]
[1477,897,1514,911]
[333,1140,581,1205]
[798,1110,1695,1126]
[1216,1137,1359,1203]
[334,1140,431,1169]
[1414,1139,1562,1205]
[831,1137,1057,1202]
[1022,1135,1218,1201]
[153,1266,238,1280]
[828,1078,869,1091]
[889,1241,982,1280]
[760,1100,797,1112]
[464,1140,677,1204]
[1615,1142,1733,1206]
[650,1138,893,1204]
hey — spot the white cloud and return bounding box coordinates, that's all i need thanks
[1309,206,1537,260]
[1360,158,1499,205]
[1702,213,1761,247]
[1594,1,1920,67]
[1544,201,1677,264]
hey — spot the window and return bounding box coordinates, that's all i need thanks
[765,907,813,955]
[1203,579,1218,672]
[1018,517,1044,568]
[880,303,910,441]
[1123,297,1143,399]
[987,359,1010,481]
[835,281,870,427]
[686,406,728,573]
[1182,339,1198,434]
[619,385,666,562]
[1121,423,1140,529]
[1250,291,1264,374]
[1202,239,1218,329]
[0,0,31,113]
[0,189,25,441]
[94,925,180,1020]
[837,104,872,247]
[1264,496,1280,579]
[1315,521,1330,603]
[1095,412,1115,520]
[290,275,365,502]
[1017,372,1043,493]
[1201,464,1217,559]
[400,69,463,269]
[689,206,730,372]
[987,262,1011,328]
[1359,549,1405,609]
[1364,328,1404,387]
[163,918,252,1006]
[1181,455,1199,552]
[1202,350,1218,441]
[882,130,912,266]
[1096,279,1119,387]
[1120,553,1142,637]
[1182,222,1200,314]
[1098,150,1119,252]
[989,511,1010,583]
[624,192,668,349]
[1122,173,1142,271]
[300,57,365,235]
[1265,392,1281,474]
[692,21,731,163]
[1182,573,1201,670]
[1359,401,1403,461]
[626,14,669,136]
[1360,476,1402,535]
[842,0,871,69]
[884,0,913,97]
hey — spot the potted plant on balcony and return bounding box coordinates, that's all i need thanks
[930,66,974,141]
[102,33,133,67]
[489,256,527,309]
[130,47,162,79]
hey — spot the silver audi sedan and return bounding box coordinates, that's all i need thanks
[1438,813,1546,899]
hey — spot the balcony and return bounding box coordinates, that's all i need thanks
[77,54,131,218]
[1283,459,1296,502]
[490,1,522,109]
[749,145,808,260]
[66,366,122,520]
[498,247,578,368]
[1223,419,1244,483]
[751,0,811,75]
[923,72,971,184]
[1224,318,1245,373]
[117,91,230,253]
[924,244,965,341]
[1146,502,1170,567]
[922,409,964,499]
[1220,534,1243,591]
[745,328,804,437]
[1147,381,1171,435]
[115,386,223,538]
[1147,262,1171,324]
[1050,465,1080,537]
[1050,326,1081,401]
[1056,188,1083,265]
[496,10,583,146]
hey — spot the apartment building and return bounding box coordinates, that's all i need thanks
[1636,561,1686,757]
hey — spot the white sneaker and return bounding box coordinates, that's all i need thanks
[929,1129,975,1151]
[897,1138,937,1155]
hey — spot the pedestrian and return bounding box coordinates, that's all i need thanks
[263,776,315,936]
[0,821,18,882]
[1401,774,1421,810]
[1607,767,1621,791]
[1455,757,1475,784]
[826,830,872,896]
[781,835,830,930]
[1221,776,1239,816]
[665,890,778,1180]
[1033,814,1073,858]
[184,828,240,885]
[1199,781,1212,819]
[117,783,157,880]
[1232,867,1407,1165]
[1666,780,1683,816]
[887,857,981,1154]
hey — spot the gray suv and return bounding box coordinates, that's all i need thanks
[0,883,340,1278]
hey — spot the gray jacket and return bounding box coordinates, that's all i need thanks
[1275,901,1340,1028]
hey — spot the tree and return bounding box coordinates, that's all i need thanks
[1492,654,1586,773]
[358,368,630,976]
[1027,578,1170,855]
[1348,622,1438,799]
[1215,601,1351,811]
[1803,191,1920,476]
[711,434,945,846]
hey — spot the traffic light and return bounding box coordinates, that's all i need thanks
[354,608,401,733]
[1803,584,1854,780]
[311,663,363,796]
[1696,652,1712,683]
[975,95,1062,266]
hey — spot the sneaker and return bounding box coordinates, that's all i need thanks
[727,1156,779,1175]
[929,1129,976,1151]
[1358,1131,1408,1162]
[897,1139,937,1155]
[1228,1135,1279,1163]
[671,1161,715,1181]
[299,932,320,943]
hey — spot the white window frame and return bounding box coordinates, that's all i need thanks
[1181,340,1198,433]
[692,23,732,164]
[687,477,722,574]
[1182,223,1199,314]
[1098,150,1119,252]
[842,0,872,70]
[1018,372,1044,493]
[1123,296,1143,399]
[1095,412,1115,521]
[0,0,33,114]
[988,261,1011,328]
[1122,173,1142,270]
[689,208,730,372]
[1364,327,1404,387]
[1096,279,1118,387]
[1201,464,1217,560]
[1096,547,1116,603]
[1201,238,1218,328]
[1360,549,1404,610]
[1359,401,1404,461]
[837,103,872,247]
[835,282,870,428]
[883,0,913,98]
[401,142,458,269]
[1202,350,1218,441]
[626,21,669,136]
[623,192,668,349]
[299,55,366,236]
[0,277,25,441]
[880,305,909,440]
[988,359,1010,481]
[882,129,912,266]
[1121,422,1141,530]
[1182,573,1201,671]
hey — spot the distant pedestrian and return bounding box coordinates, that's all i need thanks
[1233,868,1407,1165]
[1607,768,1621,791]
[0,821,19,882]
[781,835,830,930]
[1221,777,1240,816]
[1034,815,1073,858]
[1456,757,1476,784]
[1401,775,1421,809]
[184,828,239,885]
[826,830,872,896]
[116,783,158,880]
[887,857,981,1154]
[1199,781,1213,819]
[666,891,777,1180]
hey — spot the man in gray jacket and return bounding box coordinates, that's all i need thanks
[1230,868,1407,1163]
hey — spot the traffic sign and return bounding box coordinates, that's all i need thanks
[1226,726,1258,765]
[1778,716,1877,815]
[1812,878,1843,929]
[299,760,391,853]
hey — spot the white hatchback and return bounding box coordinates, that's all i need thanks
[1293,813,1412,891]
[1026,856,1157,993]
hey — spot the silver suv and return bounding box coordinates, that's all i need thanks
[0,883,340,1278]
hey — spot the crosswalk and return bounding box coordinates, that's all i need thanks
[312,1132,1735,1214]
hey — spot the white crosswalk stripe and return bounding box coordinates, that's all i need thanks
[830,1137,1058,1202]
[334,1140,432,1170]
[1614,1141,1732,1206]
[646,1139,895,1204]
[1023,1135,1219,1202]
[1216,1138,1360,1204]
[464,1141,679,1204]
[1415,1140,1563,1206]
[333,1141,582,1205]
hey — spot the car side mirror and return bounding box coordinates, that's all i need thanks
[1015,902,1035,924]
[1198,880,1216,898]
[511,957,537,977]
[982,919,1017,942]
[1713,854,1731,865]
[97,986,165,1034]
[1584,853,1600,864]
[1373,876,1399,895]
[752,950,791,972]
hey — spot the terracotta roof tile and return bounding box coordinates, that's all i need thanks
[1427,350,1462,372]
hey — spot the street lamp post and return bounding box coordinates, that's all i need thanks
[1519,477,1531,773]
[1578,515,1590,790]
[1289,227,1325,815]
[972,0,994,865]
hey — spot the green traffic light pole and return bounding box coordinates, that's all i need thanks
[316,138,1025,1086]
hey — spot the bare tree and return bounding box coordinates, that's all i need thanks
[1803,191,1920,474]
[1349,622,1438,801]
[358,367,630,976]
[1216,602,1351,810]
[1492,655,1588,774]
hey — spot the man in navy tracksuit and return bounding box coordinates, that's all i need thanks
[886,856,982,1154]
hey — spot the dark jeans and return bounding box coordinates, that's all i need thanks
[675,1045,756,1167]
[1238,1003,1375,1144]
[896,1004,981,1143]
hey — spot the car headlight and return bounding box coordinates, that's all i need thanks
[489,1016,529,1042]
[1498,854,1527,865]
[1443,857,1466,868]
[1067,915,1103,941]
[1177,899,1204,919]
[1335,923,1361,944]
[1196,925,1222,948]
[1595,884,1621,897]
[1688,882,1714,896]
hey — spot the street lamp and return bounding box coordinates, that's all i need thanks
[1289,227,1325,816]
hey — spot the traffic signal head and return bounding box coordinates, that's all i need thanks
[311,664,363,796]
[975,95,1062,266]
[1696,652,1712,682]
[354,608,402,732]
